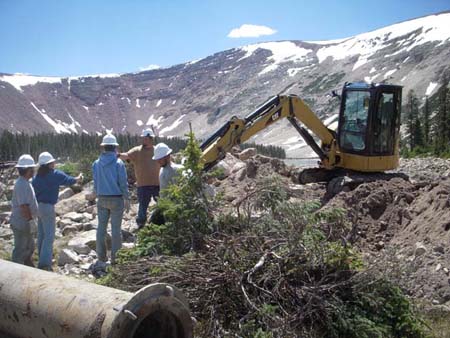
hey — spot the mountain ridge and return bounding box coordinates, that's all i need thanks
[1,11,449,156]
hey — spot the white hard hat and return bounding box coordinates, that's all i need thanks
[101,134,119,146]
[141,128,155,138]
[152,143,172,160]
[15,154,36,168]
[38,152,56,165]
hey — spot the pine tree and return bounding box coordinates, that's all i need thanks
[434,82,449,154]
[422,96,430,145]
[405,90,419,149]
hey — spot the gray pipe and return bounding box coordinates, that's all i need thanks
[0,259,193,338]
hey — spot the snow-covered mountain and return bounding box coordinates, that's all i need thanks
[1,11,449,156]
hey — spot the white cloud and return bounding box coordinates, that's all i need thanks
[139,64,161,71]
[227,24,277,38]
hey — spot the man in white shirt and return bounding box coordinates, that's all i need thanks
[152,143,183,194]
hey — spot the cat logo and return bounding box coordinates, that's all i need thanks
[266,109,282,126]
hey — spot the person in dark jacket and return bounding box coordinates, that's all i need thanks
[32,152,82,270]
[92,134,129,265]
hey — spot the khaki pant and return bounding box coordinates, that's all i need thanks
[10,221,35,266]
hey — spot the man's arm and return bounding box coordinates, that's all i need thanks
[119,153,130,161]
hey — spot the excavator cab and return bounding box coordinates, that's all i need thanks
[336,82,402,171]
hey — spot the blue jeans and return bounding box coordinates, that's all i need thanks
[37,203,56,269]
[11,222,35,266]
[136,185,159,226]
[96,196,124,264]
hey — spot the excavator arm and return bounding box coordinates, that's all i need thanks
[200,95,338,171]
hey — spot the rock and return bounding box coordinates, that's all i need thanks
[0,227,13,240]
[246,160,258,178]
[0,201,10,212]
[58,218,72,228]
[85,192,96,202]
[0,211,11,223]
[82,222,95,231]
[415,242,427,256]
[64,212,85,222]
[375,241,385,250]
[436,263,442,272]
[433,245,445,254]
[82,212,93,221]
[58,187,74,201]
[122,242,136,250]
[55,192,86,215]
[216,153,245,178]
[121,229,135,243]
[58,249,80,266]
[62,225,79,236]
[444,268,449,275]
[68,229,111,254]
[238,148,256,161]
[231,161,246,174]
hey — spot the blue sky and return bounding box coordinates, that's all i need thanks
[1,0,449,77]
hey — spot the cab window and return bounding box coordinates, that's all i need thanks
[373,93,395,154]
[339,90,370,151]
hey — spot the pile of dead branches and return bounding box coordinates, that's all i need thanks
[106,176,427,338]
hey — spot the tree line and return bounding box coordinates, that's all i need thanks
[403,78,450,157]
[0,132,286,163]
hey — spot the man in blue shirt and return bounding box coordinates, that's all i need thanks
[32,152,82,270]
[92,134,129,265]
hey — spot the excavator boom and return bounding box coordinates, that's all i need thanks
[200,95,336,171]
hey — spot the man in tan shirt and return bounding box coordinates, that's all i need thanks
[120,128,160,228]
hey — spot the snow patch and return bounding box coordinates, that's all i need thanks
[136,120,143,126]
[82,105,89,111]
[384,69,397,79]
[369,67,376,74]
[239,41,312,75]
[146,114,164,128]
[159,114,186,136]
[172,100,177,105]
[425,82,438,96]
[156,99,162,107]
[30,102,71,134]
[136,99,141,108]
[0,74,61,91]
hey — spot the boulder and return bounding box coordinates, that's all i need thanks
[216,153,245,178]
[58,218,73,229]
[0,227,13,240]
[62,225,79,236]
[415,242,427,256]
[64,212,85,222]
[58,249,80,266]
[0,201,10,213]
[68,230,111,254]
[58,188,74,201]
[238,148,257,161]
[55,192,86,215]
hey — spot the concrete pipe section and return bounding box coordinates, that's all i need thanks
[0,259,193,338]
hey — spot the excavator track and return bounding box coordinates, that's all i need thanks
[296,167,409,197]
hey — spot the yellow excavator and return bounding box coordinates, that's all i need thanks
[200,82,403,183]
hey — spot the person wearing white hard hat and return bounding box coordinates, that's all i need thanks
[32,152,83,270]
[93,133,129,265]
[153,143,183,193]
[9,154,38,266]
[119,128,160,228]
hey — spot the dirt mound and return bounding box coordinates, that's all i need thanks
[326,176,450,302]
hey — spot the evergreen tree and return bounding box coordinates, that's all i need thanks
[422,96,430,144]
[434,81,449,154]
[405,90,419,149]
